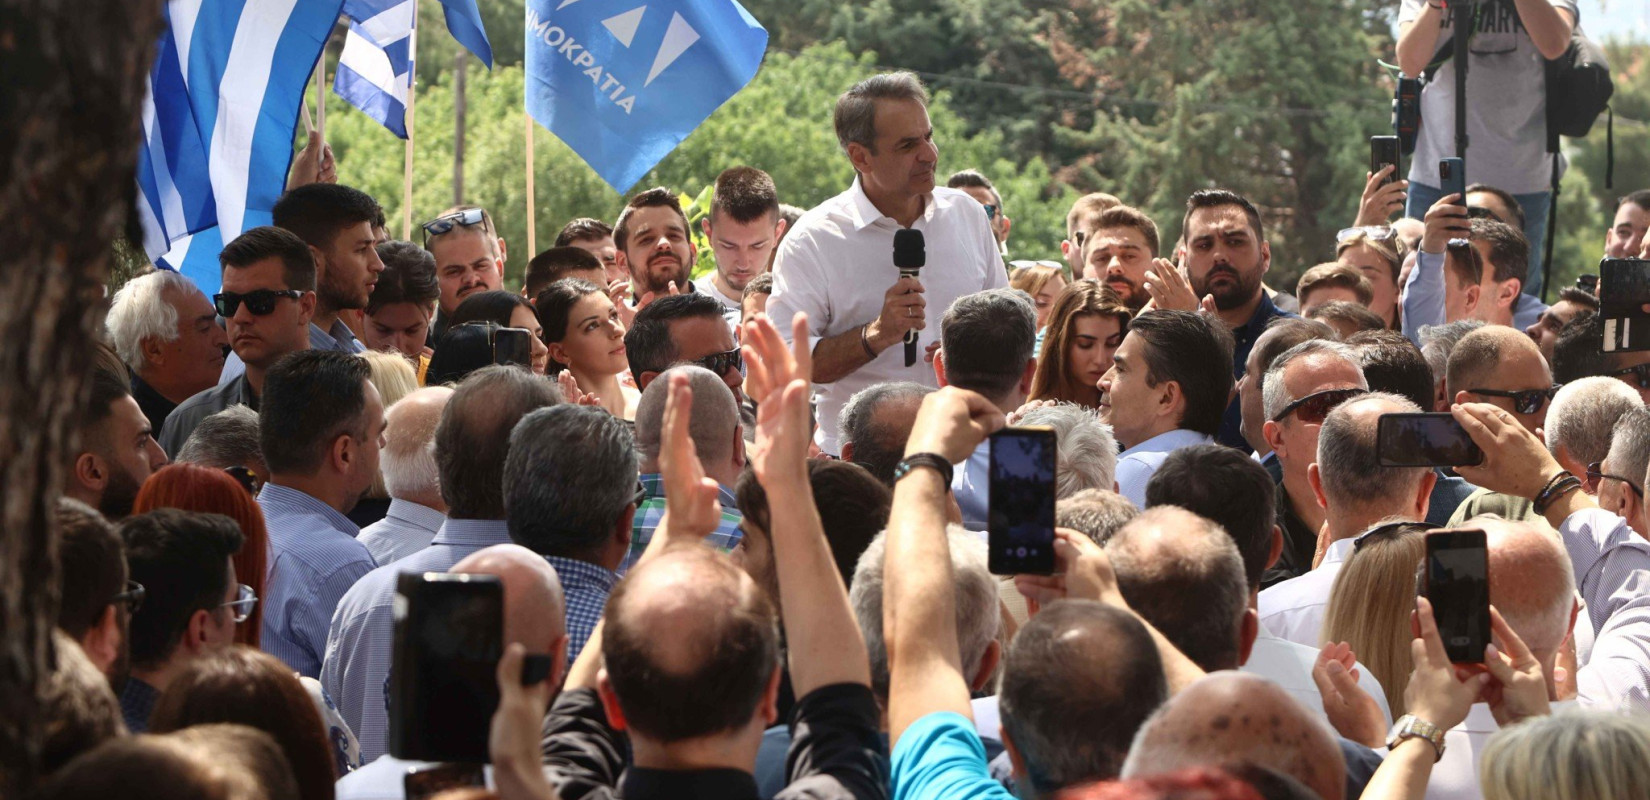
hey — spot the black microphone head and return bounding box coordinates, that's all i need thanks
[893,228,926,269]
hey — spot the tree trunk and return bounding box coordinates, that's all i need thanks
[0,0,163,793]
[453,49,466,205]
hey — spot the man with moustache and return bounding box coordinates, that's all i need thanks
[1081,204,1161,310]
[614,188,703,310]
[423,204,507,341]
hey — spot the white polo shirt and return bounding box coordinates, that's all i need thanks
[767,178,1007,454]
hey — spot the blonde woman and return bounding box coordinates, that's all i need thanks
[1028,280,1130,408]
[1481,710,1650,800]
[1320,521,1430,716]
[1336,228,1408,330]
[1009,261,1067,332]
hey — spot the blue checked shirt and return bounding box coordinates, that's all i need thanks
[321,518,512,762]
[545,556,618,668]
[260,483,377,679]
[620,473,743,575]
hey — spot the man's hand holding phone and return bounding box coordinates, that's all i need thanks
[1012,530,1130,615]
[1355,164,1409,227]
[1482,606,1551,727]
[1421,193,1471,255]
[1406,597,1492,734]
[1448,402,1563,499]
[490,644,558,800]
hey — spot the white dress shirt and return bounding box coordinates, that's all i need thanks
[1423,701,1578,800]
[767,178,1007,455]
[357,499,447,566]
[952,441,990,532]
[1558,508,1650,711]
[1258,536,1359,648]
[1242,626,1392,728]
[335,754,494,800]
[1114,429,1215,508]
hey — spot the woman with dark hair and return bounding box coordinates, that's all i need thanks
[133,463,268,648]
[149,646,344,798]
[535,278,637,419]
[426,322,529,386]
[448,290,550,374]
[1028,281,1131,408]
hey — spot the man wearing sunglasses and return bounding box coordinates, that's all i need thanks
[423,204,507,340]
[117,509,247,732]
[947,169,1011,256]
[1257,340,1370,585]
[1443,327,1558,527]
[157,227,317,456]
[1595,407,1650,538]
[626,293,746,400]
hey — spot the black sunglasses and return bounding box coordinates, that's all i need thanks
[1468,385,1559,415]
[1587,461,1644,499]
[1270,387,1368,424]
[420,207,490,246]
[983,204,999,221]
[214,289,302,318]
[1608,363,1650,390]
[691,347,744,377]
[1353,520,1429,552]
[113,580,145,615]
[224,466,261,496]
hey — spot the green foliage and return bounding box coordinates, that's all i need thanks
[1552,38,1650,293]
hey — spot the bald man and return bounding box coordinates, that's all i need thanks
[1107,507,1258,673]
[1446,328,1557,526]
[358,387,454,565]
[335,543,566,800]
[1122,672,1346,800]
[624,365,746,573]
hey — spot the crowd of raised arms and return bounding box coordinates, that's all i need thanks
[30,53,1650,800]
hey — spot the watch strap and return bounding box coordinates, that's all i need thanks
[893,453,953,487]
[1386,714,1446,762]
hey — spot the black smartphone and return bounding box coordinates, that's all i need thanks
[493,326,534,367]
[1600,258,1650,353]
[1370,135,1400,186]
[1377,413,1484,467]
[405,763,486,800]
[389,572,504,763]
[1424,529,1491,664]
[1439,157,1466,203]
[987,426,1057,576]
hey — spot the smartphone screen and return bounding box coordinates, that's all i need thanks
[1425,529,1491,664]
[1600,259,1650,353]
[1377,413,1484,467]
[493,327,534,368]
[1370,135,1400,185]
[988,426,1057,576]
[389,573,504,763]
[1439,157,1466,201]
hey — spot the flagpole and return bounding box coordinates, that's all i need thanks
[401,0,418,239]
[315,49,326,144]
[525,115,536,256]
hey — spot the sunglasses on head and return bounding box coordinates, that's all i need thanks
[1270,387,1367,424]
[1009,260,1063,271]
[1335,225,1396,243]
[1586,461,1644,499]
[1609,363,1650,390]
[113,580,145,615]
[1353,520,1429,552]
[1468,385,1559,415]
[420,207,490,246]
[213,289,302,317]
[691,347,744,377]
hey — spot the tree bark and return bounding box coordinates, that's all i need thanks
[0,0,163,793]
[453,49,466,205]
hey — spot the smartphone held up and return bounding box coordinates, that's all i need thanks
[1423,529,1491,664]
[987,426,1057,576]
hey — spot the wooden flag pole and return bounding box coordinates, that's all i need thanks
[401,0,418,239]
[525,114,536,255]
[315,50,326,143]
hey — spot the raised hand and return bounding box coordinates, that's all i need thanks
[1313,642,1387,747]
[556,370,602,408]
[490,644,558,800]
[743,313,814,488]
[1143,257,1199,313]
[1405,597,1491,733]
[1421,193,1470,254]
[1481,605,1551,726]
[1450,402,1563,500]
[1354,165,1408,227]
[651,373,722,552]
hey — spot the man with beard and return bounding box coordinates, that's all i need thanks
[1081,204,1161,310]
[615,187,702,309]
[424,204,507,341]
[215,184,385,384]
[700,167,786,327]
[68,369,169,519]
[1149,190,1296,450]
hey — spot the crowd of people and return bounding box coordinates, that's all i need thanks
[30,57,1650,800]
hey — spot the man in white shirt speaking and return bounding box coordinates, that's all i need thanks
[767,71,1007,455]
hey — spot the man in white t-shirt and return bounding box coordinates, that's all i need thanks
[696,166,787,328]
[767,71,1006,455]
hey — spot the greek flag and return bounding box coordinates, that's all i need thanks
[525,0,767,193]
[335,0,493,139]
[136,0,343,294]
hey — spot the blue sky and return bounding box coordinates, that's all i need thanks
[1581,0,1648,41]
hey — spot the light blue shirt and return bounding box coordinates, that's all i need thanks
[321,518,512,763]
[260,482,377,679]
[951,441,990,532]
[335,754,495,800]
[1401,250,1547,346]
[1114,429,1215,508]
[547,556,618,668]
[890,711,1013,800]
[219,319,366,385]
[357,498,447,567]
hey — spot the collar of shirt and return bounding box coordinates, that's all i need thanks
[639,473,738,507]
[620,766,759,800]
[545,555,618,594]
[382,498,446,535]
[430,517,512,548]
[846,176,938,232]
[310,319,365,353]
[1121,429,1214,458]
[1322,535,1359,568]
[1235,291,1290,347]
[259,482,359,536]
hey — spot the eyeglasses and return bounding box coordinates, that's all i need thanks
[113,581,145,615]
[421,207,490,246]
[1608,363,1650,390]
[983,204,999,221]
[691,347,744,377]
[631,479,648,508]
[1336,225,1396,243]
[1586,461,1644,499]
[1270,387,1368,424]
[1467,385,1559,415]
[213,289,302,317]
[223,466,261,496]
[1353,520,1429,552]
[218,583,258,624]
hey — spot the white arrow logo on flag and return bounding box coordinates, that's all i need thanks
[597,6,700,87]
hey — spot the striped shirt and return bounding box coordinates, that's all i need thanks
[260,483,376,678]
[546,556,618,667]
[321,518,512,762]
[357,498,447,566]
[1559,508,1650,712]
[620,473,743,574]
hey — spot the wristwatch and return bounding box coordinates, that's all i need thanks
[1386,714,1447,762]
[893,453,953,487]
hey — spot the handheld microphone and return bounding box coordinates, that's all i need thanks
[893,228,925,367]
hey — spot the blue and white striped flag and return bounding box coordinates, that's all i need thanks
[334,0,493,139]
[136,0,344,294]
